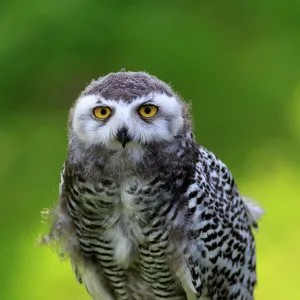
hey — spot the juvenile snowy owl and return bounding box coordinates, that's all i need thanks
[43,71,262,300]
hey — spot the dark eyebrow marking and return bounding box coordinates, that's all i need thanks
[140,100,155,105]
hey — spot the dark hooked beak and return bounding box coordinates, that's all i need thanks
[116,126,131,148]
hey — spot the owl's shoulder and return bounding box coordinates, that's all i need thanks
[185,144,244,220]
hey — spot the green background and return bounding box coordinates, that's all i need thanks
[1,1,300,299]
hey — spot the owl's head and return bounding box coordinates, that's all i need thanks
[70,71,190,150]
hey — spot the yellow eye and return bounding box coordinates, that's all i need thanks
[138,105,158,118]
[93,107,111,119]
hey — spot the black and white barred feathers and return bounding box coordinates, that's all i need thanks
[43,71,263,300]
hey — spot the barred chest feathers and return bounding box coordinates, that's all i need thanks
[67,169,170,268]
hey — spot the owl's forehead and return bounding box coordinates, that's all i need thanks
[81,71,174,103]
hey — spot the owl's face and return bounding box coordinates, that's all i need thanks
[71,72,186,150]
[72,93,184,149]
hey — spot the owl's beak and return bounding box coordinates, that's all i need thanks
[116,126,131,148]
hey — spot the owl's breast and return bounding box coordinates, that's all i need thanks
[105,176,148,266]
[68,174,159,267]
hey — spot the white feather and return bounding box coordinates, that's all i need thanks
[72,93,184,148]
[82,266,114,300]
[176,262,197,300]
[242,196,264,226]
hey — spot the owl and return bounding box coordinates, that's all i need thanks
[43,71,263,300]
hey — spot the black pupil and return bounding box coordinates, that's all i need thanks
[100,108,107,115]
[144,107,151,114]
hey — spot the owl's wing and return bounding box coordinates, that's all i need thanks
[42,163,116,300]
[40,163,84,283]
[177,146,261,299]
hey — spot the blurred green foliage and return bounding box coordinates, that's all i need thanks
[1,1,300,299]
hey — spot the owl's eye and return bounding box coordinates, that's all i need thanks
[138,105,158,118]
[93,107,111,119]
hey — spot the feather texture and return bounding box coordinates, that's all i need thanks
[43,71,262,300]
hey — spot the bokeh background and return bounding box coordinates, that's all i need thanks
[1,1,300,299]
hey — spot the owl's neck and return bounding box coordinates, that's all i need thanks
[68,132,196,180]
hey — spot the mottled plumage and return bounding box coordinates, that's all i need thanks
[43,71,262,300]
